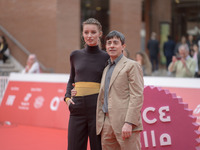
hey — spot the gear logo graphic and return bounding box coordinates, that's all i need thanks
[141,86,200,150]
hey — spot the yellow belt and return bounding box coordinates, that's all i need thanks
[74,82,100,96]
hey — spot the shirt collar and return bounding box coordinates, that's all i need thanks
[108,54,123,65]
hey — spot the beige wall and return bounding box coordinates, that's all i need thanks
[150,0,171,38]
[0,0,80,73]
[110,0,142,59]
[57,0,80,73]
[0,0,57,70]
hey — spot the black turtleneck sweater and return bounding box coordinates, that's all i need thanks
[65,45,109,99]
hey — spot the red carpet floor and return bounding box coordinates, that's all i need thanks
[0,123,67,150]
[0,123,92,150]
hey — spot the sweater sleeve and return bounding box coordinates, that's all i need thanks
[64,52,75,100]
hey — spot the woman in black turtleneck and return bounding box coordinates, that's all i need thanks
[64,18,109,150]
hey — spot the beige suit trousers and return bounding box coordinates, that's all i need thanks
[101,115,141,150]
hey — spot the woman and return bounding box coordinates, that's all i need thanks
[64,18,109,150]
[135,51,152,76]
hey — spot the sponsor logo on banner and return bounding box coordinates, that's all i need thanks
[34,96,45,109]
[50,96,64,111]
[141,86,199,150]
[6,95,16,106]
[18,93,32,110]
[10,86,19,91]
[0,80,68,129]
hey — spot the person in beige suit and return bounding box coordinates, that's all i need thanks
[96,30,144,150]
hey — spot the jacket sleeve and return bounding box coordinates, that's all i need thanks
[185,59,197,77]
[125,62,144,126]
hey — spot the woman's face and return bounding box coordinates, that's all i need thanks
[193,45,198,52]
[136,54,143,63]
[82,24,102,46]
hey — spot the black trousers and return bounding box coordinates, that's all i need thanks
[150,55,159,71]
[68,94,101,150]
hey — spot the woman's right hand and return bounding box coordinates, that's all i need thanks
[71,83,77,97]
[172,56,177,63]
[66,83,77,106]
[66,98,75,106]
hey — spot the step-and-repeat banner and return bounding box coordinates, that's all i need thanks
[0,73,199,149]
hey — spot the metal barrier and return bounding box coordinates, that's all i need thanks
[0,76,9,105]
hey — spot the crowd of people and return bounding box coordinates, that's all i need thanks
[146,32,200,78]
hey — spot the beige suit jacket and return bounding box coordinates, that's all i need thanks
[96,56,144,135]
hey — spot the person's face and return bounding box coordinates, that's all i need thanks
[27,56,35,66]
[188,35,193,41]
[179,48,188,59]
[136,54,143,64]
[106,37,125,61]
[82,24,102,46]
[193,45,198,52]
[181,36,186,43]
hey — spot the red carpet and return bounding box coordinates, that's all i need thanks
[0,123,92,150]
[0,123,67,150]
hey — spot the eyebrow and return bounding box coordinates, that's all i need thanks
[107,39,120,42]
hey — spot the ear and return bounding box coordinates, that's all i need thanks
[99,31,103,38]
[122,44,126,51]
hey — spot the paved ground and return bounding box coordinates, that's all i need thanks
[148,65,175,77]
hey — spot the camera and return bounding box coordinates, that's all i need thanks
[176,56,181,60]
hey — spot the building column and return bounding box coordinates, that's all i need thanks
[110,0,142,59]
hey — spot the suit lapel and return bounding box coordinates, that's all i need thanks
[109,56,127,90]
[99,65,109,103]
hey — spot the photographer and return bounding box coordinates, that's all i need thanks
[168,44,196,77]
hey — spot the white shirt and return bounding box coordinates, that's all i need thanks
[22,62,40,73]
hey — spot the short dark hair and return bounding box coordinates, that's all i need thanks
[167,35,172,40]
[105,30,125,45]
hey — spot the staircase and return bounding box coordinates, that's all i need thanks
[0,25,54,75]
[0,56,23,76]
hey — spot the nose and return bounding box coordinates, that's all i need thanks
[110,42,115,47]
